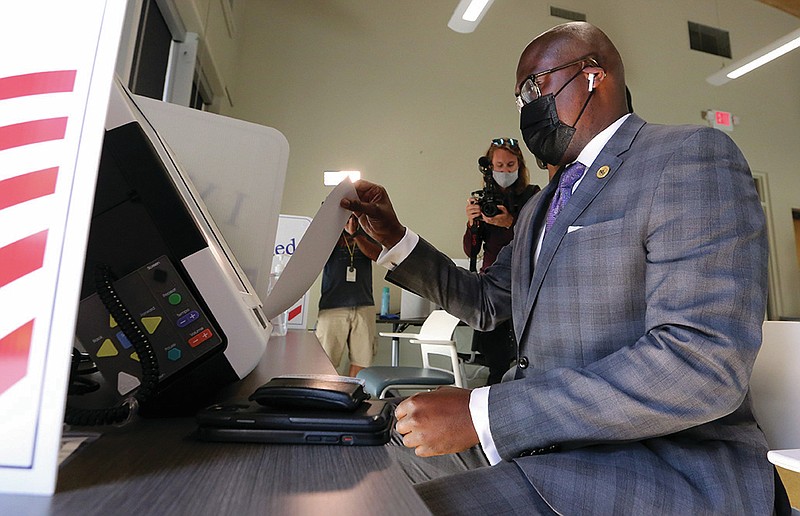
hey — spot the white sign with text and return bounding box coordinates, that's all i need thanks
[274,215,312,329]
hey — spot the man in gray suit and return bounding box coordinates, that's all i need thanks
[343,22,781,515]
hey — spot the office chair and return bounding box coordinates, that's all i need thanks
[750,321,800,514]
[358,310,465,398]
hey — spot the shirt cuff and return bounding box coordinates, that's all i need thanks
[376,228,418,270]
[469,386,501,465]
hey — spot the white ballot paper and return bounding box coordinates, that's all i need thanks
[263,179,358,320]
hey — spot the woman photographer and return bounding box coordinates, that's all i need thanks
[463,138,540,385]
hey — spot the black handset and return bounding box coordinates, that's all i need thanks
[248,375,370,411]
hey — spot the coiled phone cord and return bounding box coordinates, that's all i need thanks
[64,264,160,426]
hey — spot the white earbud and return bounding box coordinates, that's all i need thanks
[588,73,596,92]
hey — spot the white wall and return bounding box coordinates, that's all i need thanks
[217,0,800,322]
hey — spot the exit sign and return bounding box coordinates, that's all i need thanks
[707,109,736,132]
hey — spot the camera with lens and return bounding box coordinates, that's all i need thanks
[471,156,505,218]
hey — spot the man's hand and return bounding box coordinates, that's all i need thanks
[341,180,406,248]
[394,387,479,457]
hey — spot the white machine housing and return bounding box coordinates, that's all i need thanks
[77,80,288,410]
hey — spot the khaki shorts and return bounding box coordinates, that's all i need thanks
[315,305,376,368]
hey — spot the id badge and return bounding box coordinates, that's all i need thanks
[346,266,357,282]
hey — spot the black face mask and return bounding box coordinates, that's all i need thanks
[519,72,593,166]
[519,94,575,167]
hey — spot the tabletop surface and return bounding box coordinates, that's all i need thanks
[0,331,430,516]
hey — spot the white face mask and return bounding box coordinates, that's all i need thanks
[493,170,518,188]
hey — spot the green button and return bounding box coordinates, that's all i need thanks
[168,293,182,305]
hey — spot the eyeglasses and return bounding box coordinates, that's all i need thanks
[491,138,518,147]
[515,56,598,112]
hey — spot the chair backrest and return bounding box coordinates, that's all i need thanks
[417,310,460,340]
[413,310,464,387]
[750,321,800,450]
[418,339,466,387]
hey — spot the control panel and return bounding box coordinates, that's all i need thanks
[75,256,224,401]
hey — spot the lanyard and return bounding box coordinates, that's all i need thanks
[343,235,357,282]
[343,235,355,269]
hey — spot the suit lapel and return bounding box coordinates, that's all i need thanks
[520,115,647,336]
[512,178,556,331]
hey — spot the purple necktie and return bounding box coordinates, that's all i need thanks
[546,162,586,231]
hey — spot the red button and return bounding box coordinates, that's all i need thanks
[188,328,213,347]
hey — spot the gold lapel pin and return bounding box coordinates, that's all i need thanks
[596,165,610,178]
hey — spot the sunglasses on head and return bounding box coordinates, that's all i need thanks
[492,138,518,147]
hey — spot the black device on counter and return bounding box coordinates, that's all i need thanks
[196,399,393,446]
[249,375,369,411]
[196,375,391,446]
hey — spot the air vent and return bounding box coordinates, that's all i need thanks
[688,21,731,58]
[550,6,586,22]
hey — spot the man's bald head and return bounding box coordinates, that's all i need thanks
[515,22,629,167]
[523,23,621,74]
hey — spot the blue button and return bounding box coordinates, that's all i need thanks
[167,348,182,361]
[177,311,200,328]
[116,331,132,349]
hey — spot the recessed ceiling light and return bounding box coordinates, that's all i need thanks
[707,27,800,85]
[448,0,495,33]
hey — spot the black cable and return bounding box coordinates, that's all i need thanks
[64,264,161,426]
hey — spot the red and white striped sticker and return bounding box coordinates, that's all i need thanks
[0,70,75,396]
[0,0,126,494]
